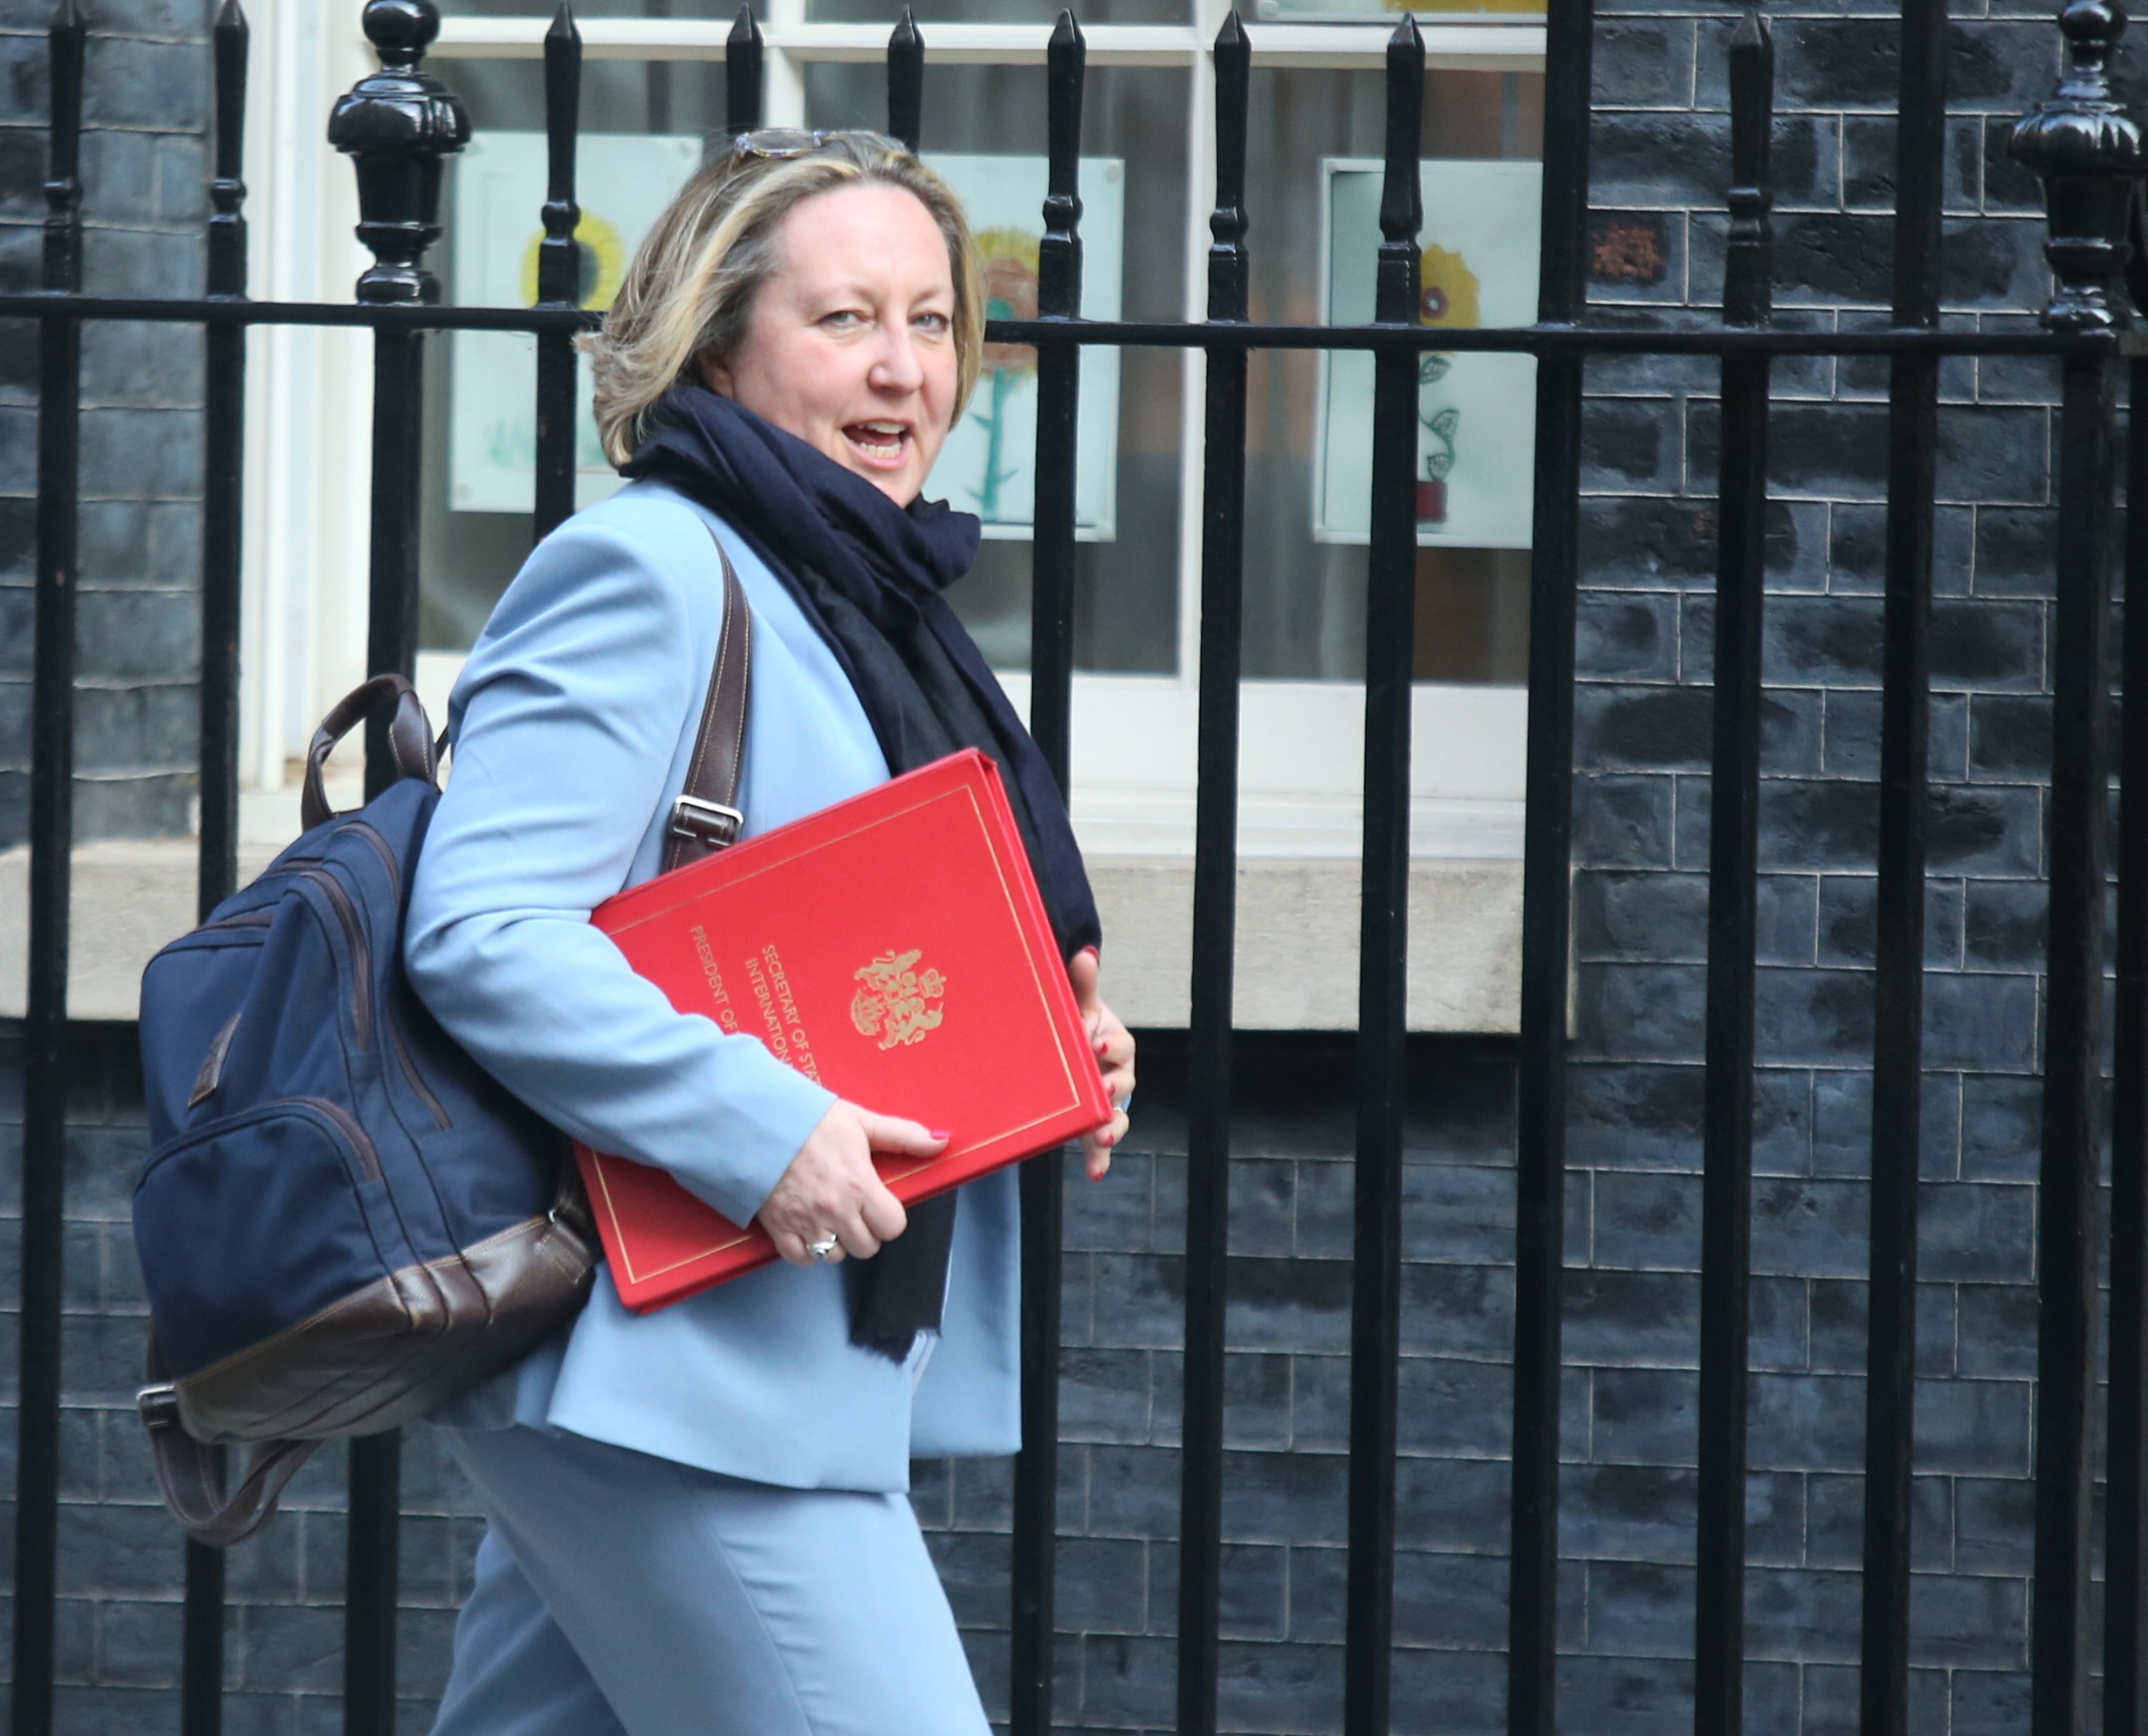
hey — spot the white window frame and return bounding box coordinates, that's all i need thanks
[216,0,1550,1029]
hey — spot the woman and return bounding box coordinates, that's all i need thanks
[405,130,1134,1736]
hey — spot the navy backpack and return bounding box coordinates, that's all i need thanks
[132,676,597,1546]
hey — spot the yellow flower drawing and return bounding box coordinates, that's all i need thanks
[520,209,629,311]
[1418,243,1481,329]
[969,226,1043,519]
[976,226,1042,374]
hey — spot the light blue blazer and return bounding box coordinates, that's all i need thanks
[405,480,1021,1493]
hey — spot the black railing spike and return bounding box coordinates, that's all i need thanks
[538,3,583,309]
[533,0,583,540]
[1012,15,1087,1736]
[1347,19,1426,1736]
[1693,17,1777,1729]
[2109,351,2148,1736]
[328,0,470,306]
[1858,0,1946,1727]
[209,0,250,299]
[1508,0,1595,1718]
[727,4,764,136]
[1037,9,1085,323]
[887,7,924,151]
[1723,11,1774,329]
[190,5,250,1729]
[1208,9,1249,325]
[2032,346,2125,1736]
[14,9,85,1732]
[2018,0,2136,1694]
[43,0,84,294]
[1372,13,1424,325]
[2011,0,2144,330]
[1178,16,1253,1736]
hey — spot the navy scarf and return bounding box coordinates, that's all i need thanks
[624,385,1100,1359]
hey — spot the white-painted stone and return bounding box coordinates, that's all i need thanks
[4,845,1535,1032]
[1,840,284,1021]
[1089,855,1527,1032]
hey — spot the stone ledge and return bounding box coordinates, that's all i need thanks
[1090,857,1525,1033]
[1,840,288,1023]
[2,844,1527,1032]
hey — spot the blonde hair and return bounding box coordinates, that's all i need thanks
[584,133,986,467]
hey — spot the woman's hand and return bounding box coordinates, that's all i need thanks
[759,1102,947,1266]
[1070,949,1134,1182]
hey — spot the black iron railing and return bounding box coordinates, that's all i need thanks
[6,1,2148,1735]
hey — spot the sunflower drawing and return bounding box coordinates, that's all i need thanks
[971,227,1042,520]
[1418,243,1481,330]
[520,208,629,311]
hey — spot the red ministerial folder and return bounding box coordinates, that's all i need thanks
[572,749,1113,1312]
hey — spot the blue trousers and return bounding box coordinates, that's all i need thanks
[427,1425,993,1736]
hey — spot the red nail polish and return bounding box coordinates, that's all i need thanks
[929,1128,953,1142]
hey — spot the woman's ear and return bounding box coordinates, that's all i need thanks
[697,351,732,396]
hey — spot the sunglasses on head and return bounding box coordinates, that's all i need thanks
[722,127,906,162]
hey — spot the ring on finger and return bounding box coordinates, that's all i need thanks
[807,1233,840,1262]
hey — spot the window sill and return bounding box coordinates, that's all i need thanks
[1,842,1525,1032]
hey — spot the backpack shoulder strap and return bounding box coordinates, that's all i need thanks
[662,532,753,874]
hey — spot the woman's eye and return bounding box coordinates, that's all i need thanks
[914,311,951,333]
[822,309,866,329]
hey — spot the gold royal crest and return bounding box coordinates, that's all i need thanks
[851,949,947,1050]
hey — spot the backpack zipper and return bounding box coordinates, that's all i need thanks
[294,1095,384,1183]
[305,862,445,1134]
[349,822,401,899]
[142,1096,384,1188]
[304,870,372,1051]
[387,1017,452,1131]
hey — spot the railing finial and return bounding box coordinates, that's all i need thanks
[44,0,85,296]
[1038,9,1086,321]
[727,4,764,134]
[2010,0,2145,331]
[1723,10,1774,329]
[328,0,470,306]
[1209,10,1250,325]
[208,0,249,301]
[1373,11,1425,326]
[887,6,924,152]
[537,1,582,309]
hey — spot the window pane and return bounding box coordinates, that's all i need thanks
[416,59,730,652]
[1257,0,1542,20]
[809,0,1190,27]
[436,0,735,16]
[808,61,1188,675]
[1242,65,1542,682]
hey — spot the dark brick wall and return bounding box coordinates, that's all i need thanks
[0,3,2106,1736]
[0,1026,1540,1736]
[1561,4,2071,1732]
[0,0,211,852]
[914,1034,1544,1736]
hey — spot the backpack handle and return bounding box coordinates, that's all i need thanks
[302,674,438,832]
[138,1343,319,1547]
